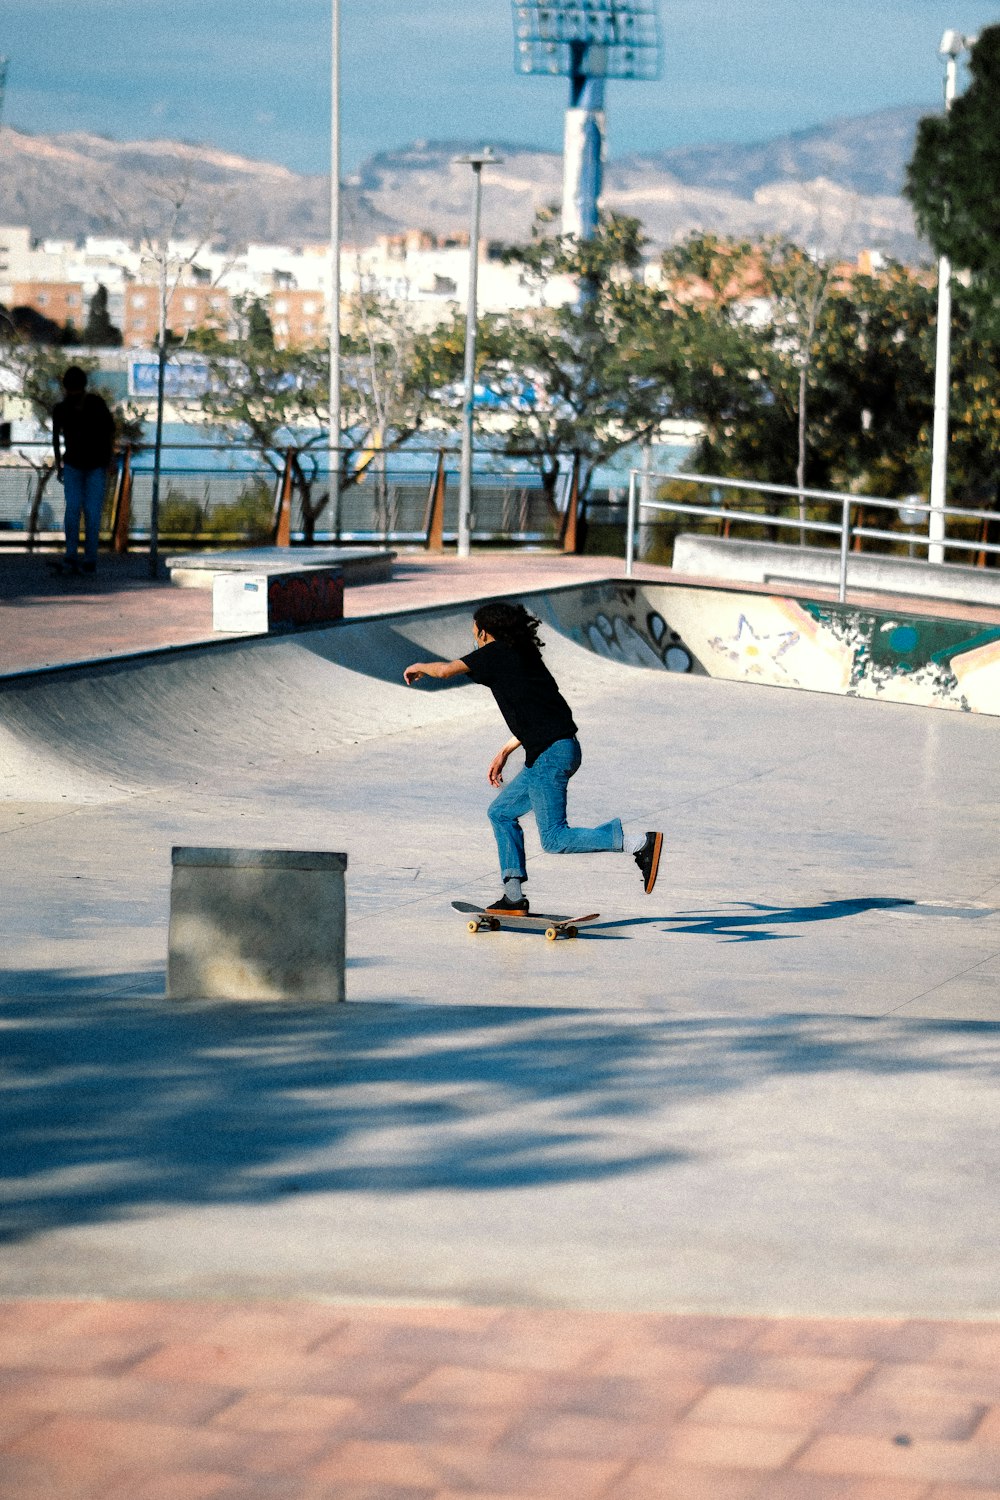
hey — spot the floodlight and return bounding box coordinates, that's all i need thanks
[938,29,967,57]
[513,0,661,80]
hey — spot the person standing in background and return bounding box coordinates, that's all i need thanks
[51,366,116,576]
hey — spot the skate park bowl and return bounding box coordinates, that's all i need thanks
[1,575,999,1317]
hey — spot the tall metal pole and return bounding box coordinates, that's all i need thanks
[928,47,959,567]
[328,0,341,543]
[454,150,502,556]
[149,253,168,579]
[562,48,605,241]
[457,162,482,558]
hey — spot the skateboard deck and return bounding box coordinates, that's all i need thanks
[452,900,599,940]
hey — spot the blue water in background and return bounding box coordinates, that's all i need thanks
[132,423,691,491]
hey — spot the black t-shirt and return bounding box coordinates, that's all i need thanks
[53,392,116,470]
[462,639,577,767]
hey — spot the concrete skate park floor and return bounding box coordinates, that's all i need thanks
[1,562,999,1326]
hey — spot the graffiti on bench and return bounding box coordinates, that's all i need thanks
[268,571,344,627]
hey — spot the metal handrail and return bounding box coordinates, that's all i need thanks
[626,469,1000,603]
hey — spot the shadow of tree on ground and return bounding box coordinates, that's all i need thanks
[1,971,998,1244]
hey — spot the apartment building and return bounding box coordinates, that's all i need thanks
[0,222,579,349]
[11,280,86,328]
[268,289,326,349]
[122,283,234,344]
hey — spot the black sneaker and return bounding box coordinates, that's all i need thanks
[634,832,663,894]
[486,894,530,914]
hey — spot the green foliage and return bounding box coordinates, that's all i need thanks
[83,284,123,347]
[205,478,274,539]
[654,235,944,503]
[2,304,74,345]
[191,284,458,542]
[245,297,274,350]
[467,212,680,497]
[905,26,1000,283]
[158,477,274,541]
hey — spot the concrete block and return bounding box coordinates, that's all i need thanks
[167,847,348,1001]
[213,568,344,633]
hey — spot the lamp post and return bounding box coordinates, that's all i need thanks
[328,0,342,542]
[928,29,976,565]
[454,149,503,558]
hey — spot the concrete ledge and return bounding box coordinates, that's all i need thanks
[167,546,395,590]
[167,845,347,1002]
[173,847,348,871]
[672,534,1000,609]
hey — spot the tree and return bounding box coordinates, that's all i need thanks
[83,284,123,346]
[466,212,683,509]
[2,303,76,345]
[651,235,950,550]
[195,284,453,544]
[905,26,1000,287]
[245,298,274,350]
[102,164,233,573]
[655,235,801,494]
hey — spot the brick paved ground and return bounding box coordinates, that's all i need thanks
[1,1301,1000,1498]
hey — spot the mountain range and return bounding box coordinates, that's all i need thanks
[1,105,929,260]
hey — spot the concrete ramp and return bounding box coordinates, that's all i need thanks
[0,608,500,796]
[6,579,1000,806]
[537,580,1000,715]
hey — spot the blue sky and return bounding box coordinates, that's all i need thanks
[5,1,999,171]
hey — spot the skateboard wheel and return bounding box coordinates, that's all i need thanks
[488,918,501,930]
[545,926,558,941]
[467,919,480,933]
[565,926,578,939]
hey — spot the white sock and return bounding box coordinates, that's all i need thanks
[623,830,647,855]
[504,877,524,901]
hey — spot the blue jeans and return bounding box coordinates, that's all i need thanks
[63,465,108,564]
[487,736,623,882]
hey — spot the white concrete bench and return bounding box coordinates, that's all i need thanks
[212,565,344,632]
[166,546,395,590]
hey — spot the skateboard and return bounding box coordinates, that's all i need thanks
[452,900,599,941]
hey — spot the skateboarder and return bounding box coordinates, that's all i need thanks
[404,600,662,913]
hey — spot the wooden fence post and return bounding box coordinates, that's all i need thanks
[424,449,447,550]
[561,452,581,554]
[111,444,133,554]
[274,448,295,547]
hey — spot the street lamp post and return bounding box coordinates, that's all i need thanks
[928,29,976,565]
[454,150,503,558]
[329,0,342,543]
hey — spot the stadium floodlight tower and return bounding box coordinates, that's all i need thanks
[513,0,660,240]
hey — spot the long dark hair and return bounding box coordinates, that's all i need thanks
[474,600,544,659]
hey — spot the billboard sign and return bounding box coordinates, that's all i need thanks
[128,358,213,400]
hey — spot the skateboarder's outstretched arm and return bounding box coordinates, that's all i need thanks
[403,657,470,684]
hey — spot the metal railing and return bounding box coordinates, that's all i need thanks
[625,470,1000,603]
